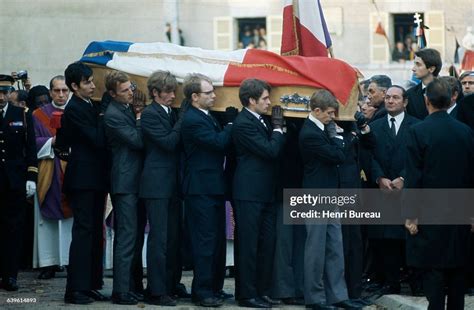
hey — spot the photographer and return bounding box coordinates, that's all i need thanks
[11,70,31,92]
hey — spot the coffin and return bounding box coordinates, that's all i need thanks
[80,41,359,120]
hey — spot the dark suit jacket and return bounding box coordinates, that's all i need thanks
[457,93,474,129]
[403,111,474,268]
[59,94,108,192]
[181,106,232,196]
[139,101,180,199]
[104,100,143,194]
[299,118,345,189]
[406,83,428,120]
[369,113,419,239]
[371,113,419,182]
[448,104,458,118]
[232,108,285,203]
[0,104,37,189]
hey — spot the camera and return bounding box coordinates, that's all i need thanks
[15,70,28,81]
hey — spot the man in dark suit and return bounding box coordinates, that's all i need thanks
[139,70,181,306]
[104,71,143,305]
[439,76,461,118]
[181,73,236,307]
[368,85,419,294]
[232,78,285,308]
[406,48,442,120]
[299,90,362,310]
[0,74,37,291]
[404,78,474,310]
[58,63,109,304]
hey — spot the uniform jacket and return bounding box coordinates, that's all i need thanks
[0,103,37,190]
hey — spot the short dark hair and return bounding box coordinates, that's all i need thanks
[105,71,130,93]
[17,89,28,102]
[415,48,442,77]
[309,89,339,111]
[439,76,461,97]
[183,73,212,100]
[425,78,451,109]
[147,70,177,99]
[64,62,93,92]
[370,75,392,90]
[239,78,271,107]
[49,75,65,90]
[387,85,407,100]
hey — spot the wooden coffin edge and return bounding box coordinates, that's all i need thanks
[88,64,359,120]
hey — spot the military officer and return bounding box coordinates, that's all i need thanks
[0,74,38,291]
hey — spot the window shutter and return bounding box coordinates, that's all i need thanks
[214,17,234,51]
[266,15,283,54]
[370,12,389,63]
[425,11,445,60]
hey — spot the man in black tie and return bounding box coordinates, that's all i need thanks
[139,71,181,306]
[368,85,419,295]
[406,48,442,120]
[232,79,286,308]
[59,63,109,304]
[180,73,237,307]
[104,71,143,305]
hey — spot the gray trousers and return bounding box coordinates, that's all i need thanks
[304,218,348,305]
[272,202,305,299]
[112,193,138,293]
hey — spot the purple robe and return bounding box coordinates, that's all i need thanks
[33,103,67,219]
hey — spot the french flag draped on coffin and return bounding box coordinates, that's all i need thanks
[79,40,359,118]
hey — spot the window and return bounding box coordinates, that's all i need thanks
[237,18,267,50]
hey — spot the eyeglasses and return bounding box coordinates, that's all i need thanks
[461,81,474,86]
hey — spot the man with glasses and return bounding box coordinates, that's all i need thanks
[139,70,182,306]
[0,74,37,291]
[32,75,73,280]
[181,73,237,307]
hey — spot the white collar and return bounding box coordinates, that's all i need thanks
[198,108,209,115]
[447,103,457,114]
[308,113,325,131]
[245,107,262,120]
[159,103,170,114]
[387,111,405,124]
[0,102,9,114]
[52,101,67,110]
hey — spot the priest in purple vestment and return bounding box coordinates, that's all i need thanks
[32,75,73,280]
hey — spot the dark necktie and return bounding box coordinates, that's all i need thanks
[0,109,3,122]
[390,117,396,137]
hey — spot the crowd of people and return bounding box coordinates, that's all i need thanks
[0,46,474,310]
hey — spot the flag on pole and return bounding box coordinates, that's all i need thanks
[281,0,332,57]
[375,21,387,39]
